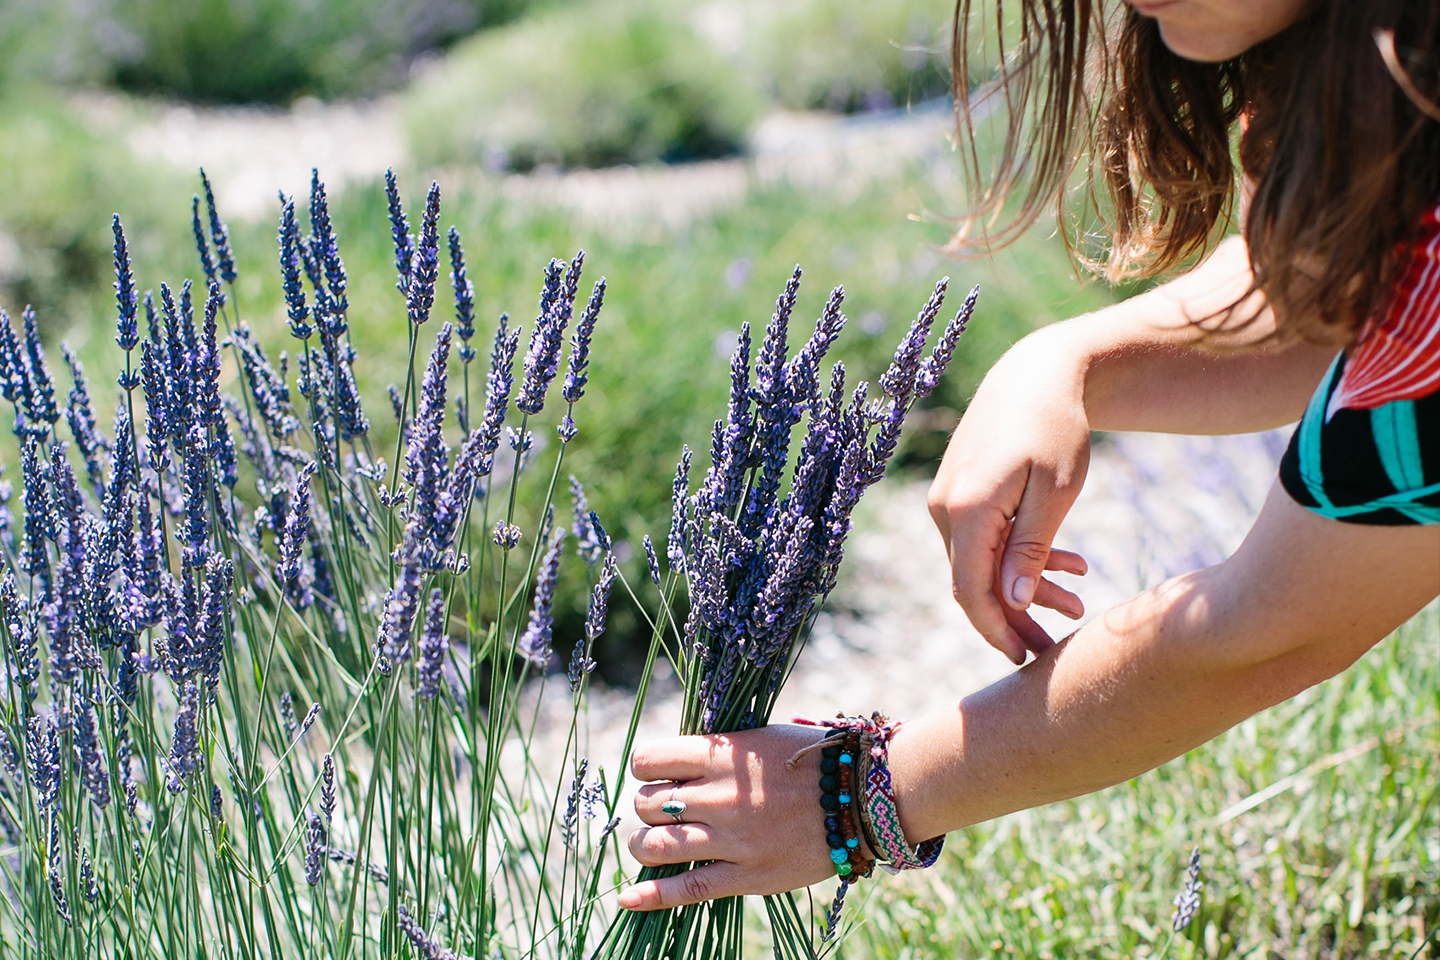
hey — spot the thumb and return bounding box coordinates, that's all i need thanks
[999,483,1073,611]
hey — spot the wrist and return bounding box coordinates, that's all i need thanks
[875,711,959,850]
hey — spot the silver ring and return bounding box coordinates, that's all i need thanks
[660,785,687,824]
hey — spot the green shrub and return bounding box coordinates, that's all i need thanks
[747,0,958,113]
[0,0,532,103]
[405,3,764,170]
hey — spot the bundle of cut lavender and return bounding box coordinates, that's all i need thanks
[599,269,977,959]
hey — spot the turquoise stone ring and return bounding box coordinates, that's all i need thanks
[661,788,687,823]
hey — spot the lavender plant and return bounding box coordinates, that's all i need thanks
[0,167,978,960]
[0,169,642,960]
[597,270,978,959]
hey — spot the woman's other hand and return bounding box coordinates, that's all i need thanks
[928,325,1091,664]
[617,726,848,911]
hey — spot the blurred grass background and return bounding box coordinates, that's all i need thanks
[0,0,1433,954]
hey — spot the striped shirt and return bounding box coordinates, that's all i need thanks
[1279,201,1440,526]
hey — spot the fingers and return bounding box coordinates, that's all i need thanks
[634,781,709,827]
[626,824,722,868]
[630,737,715,783]
[946,523,1031,665]
[1046,548,1088,577]
[1000,473,1081,613]
[1032,577,1083,620]
[618,862,744,911]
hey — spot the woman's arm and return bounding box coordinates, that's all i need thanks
[928,236,1337,662]
[618,488,1440,910]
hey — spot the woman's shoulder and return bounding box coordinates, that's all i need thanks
[1326,199,1440,418]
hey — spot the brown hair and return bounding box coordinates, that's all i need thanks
[950,0,1440,344]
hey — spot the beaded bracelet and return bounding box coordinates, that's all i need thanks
[817,731,873,881]
[797,712,944,872]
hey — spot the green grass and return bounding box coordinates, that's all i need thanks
[836,607,1439,959]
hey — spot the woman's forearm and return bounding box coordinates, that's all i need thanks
[1011,238,1337,436]
[887,488,1440,843]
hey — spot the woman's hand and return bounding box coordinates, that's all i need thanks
[928,326,1091,664]
[617,725,847,911]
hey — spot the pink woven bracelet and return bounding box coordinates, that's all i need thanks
[794,713,944,871]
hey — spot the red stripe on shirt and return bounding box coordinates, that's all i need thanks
[1327,202,1440,418]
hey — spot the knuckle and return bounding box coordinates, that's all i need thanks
[1005,538,1052,568]
[680,872,712,903]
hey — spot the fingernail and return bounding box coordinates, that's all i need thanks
[1011,576,1035,606]
[618,889,641,909]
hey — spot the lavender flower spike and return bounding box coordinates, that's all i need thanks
[448,226,476,359]
[112,215,139,352]
[570,553,617,691]
[406,182,442,326]
[379,559,423,664]
[417,588,447,700]
[278,195,311,339]
[562,278,606,404]
[278,461,317,584]
[200,168,237,284]
[643,534,661,585]
[309,169,348,318]
[517,530,566,667]
[192,195,218,287]
[385,168,414,295]
[667,446,692,566]
[915,284,978,399]
[167,679,202,792]
[879,276,948,401]
[397,904,458,960]
[515,258,567,415]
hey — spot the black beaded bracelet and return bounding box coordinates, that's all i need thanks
[818,731,873,880]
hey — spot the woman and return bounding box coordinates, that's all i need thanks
[618,0,1440,911]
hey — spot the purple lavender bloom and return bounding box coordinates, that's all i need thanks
[112,215,139,352]
[49,865,72,927]
[407,182,442,326]
[139,338,168,473]
[196,555,233,687]
[20,306,59,431]
[879,277,948,400]
[81,851,99,903]
[396,903,458,960]
[27,714,60,809]
[642,534,661,585]
[448,227,476,360]
[570,477,604,564]
[915,284,978,399]
[379,559,423,664]
[517,530,566,667]
[18,439,54,595]
[277,461,316,585]
[62,344,108,499]
[385,168,414,296]
[493,522,521,549]
[278,196,312,339]
[784,284,847,404]
[74,695,111,808]
[0,306,32,411]
[570,553,617,691]
[706,321,753,514]
[44,454,87,687]
[180,423,211,566]
[2,573,38,702]
[321,753,336,823]
[561,278,606,404]
[667,446,692,566]
[309,169,348,318]
[167,679,201,792]
[234,327,297,440]
[192,195,219,287]
[515,258,569,415]
[200,169,237,285]
[417,588,447,700]
[305,813,326,886]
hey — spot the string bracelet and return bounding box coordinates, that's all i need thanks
[788,713,942,939]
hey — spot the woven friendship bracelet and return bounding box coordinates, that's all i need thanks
[795,712,944,871]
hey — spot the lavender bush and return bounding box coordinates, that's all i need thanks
[0,167,977,959]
